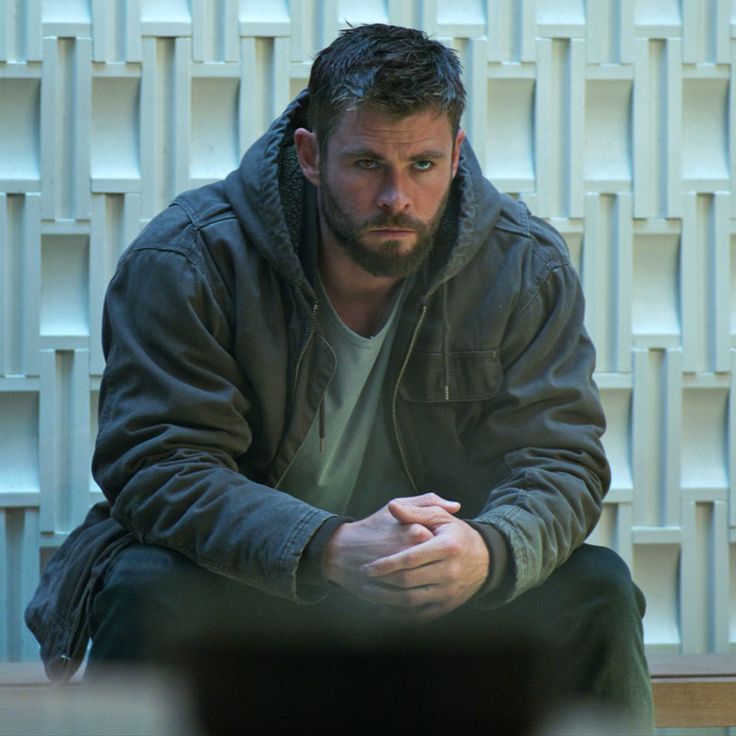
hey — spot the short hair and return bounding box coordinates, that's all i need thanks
[307,24,466,151]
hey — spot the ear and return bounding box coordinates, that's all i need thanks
[451,129,465,177]
[294,128,320,186]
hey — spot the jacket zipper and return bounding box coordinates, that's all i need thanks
[391,303,428,493]
[292,302,318,401]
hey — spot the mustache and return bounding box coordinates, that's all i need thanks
[361,213,426,231]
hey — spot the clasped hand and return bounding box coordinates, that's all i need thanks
[322,492,490,620]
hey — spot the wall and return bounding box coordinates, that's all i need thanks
[0,0,734,663]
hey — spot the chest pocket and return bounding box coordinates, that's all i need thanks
[399,349,503,403]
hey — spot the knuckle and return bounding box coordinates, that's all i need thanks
[407,524,431,543]
[405,550,422,567]
[445,539,462,556]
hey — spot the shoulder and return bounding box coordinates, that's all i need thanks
[123,181,239,262]
[456,143,570,279]
[116,180,254,296]
[107,182,254,326]
[494,195,571,272]
[464,190,577,317]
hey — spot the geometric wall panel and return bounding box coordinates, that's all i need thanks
[485,76,535,192]
[0,79,41,190]
[0,192,41,376]
[0,2,735,673]
[681,386,729,493]
[40,235,89,339]
[39,349,92,534]
[0,507,39,661]
[632,231,681,345]
[191,77,239,184]
[0,391,39,499]
[598,385,634,498]
[682,78,729,187]
[585,79,632,189]
[634,542,681,649]
[91,76,141,190]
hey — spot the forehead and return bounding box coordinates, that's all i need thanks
[326,106,455,155]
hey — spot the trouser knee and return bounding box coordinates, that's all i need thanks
[494,544,647,678]
[88,544,227,668]
[558,545,645,630]
[534,544,642,615]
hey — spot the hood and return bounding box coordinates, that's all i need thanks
[223,90,506,300]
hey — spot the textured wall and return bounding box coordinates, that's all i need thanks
[0,0,733,663]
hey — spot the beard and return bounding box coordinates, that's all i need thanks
[318,177,451,279]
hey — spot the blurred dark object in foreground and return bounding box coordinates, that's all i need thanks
[167,599,557,736]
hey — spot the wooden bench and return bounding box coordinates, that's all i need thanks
[648,653,736,728]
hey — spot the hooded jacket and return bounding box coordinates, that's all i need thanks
[26,91,610,679]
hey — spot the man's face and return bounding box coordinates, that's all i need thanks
[316,107,464,278]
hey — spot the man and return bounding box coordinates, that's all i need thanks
[27,23,653,732]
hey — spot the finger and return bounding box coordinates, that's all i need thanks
[395,493,461,511]
[365,559,446,590]
[359,580,441,609]
[362,535,446,577]
[387,501,454,527]
[402,522,434,546]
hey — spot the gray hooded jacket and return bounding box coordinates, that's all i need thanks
[26,91,610,679]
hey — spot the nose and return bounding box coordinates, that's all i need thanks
[376,171,411,215]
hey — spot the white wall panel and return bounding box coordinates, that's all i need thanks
[0,193,41,376]
[90,74,142,191]
[0,77,41,191]
[0,2,734,682]
[633,37,682,218]
[484,70,535,192]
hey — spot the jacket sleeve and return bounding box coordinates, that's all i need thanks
[472,223,610,604]
[92,244,334,602]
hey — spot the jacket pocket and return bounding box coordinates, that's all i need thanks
[399,349,503,403]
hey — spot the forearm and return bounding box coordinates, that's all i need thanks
[108,459,337,600]
[472,457,605,603]
[469,260,609,601]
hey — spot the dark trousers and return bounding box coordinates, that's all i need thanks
[88,543,654,735]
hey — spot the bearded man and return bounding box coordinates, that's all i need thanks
[27,23,653,734]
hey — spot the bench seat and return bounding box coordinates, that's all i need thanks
[648,653,736,728]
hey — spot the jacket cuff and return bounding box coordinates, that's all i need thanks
[465,520,512,597]
[296,516,350,595]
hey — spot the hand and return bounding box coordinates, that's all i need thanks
[359,501,490,621]
[322,493,461,602]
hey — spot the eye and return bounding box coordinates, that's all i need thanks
[355,159,380,170]
[412,160,434,171]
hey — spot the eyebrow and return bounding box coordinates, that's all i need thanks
[341,148,448,162]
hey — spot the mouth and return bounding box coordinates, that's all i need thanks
[368,229,415,238]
